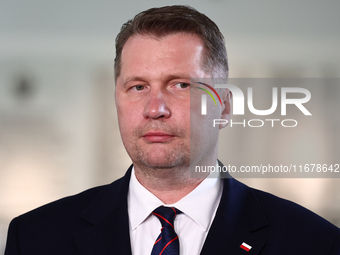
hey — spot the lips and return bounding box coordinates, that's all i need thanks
[142,131,175,142]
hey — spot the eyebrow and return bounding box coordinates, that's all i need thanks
[122,74,193,86]
[122,76,146,87]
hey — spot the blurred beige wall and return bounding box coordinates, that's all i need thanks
[1,0,340,252]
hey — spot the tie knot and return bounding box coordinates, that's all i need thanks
[152,206,181,228]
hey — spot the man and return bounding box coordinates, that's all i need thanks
[5,5,340,255]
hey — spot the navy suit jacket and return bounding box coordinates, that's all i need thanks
[5,164,340,254]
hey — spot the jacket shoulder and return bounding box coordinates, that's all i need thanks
[5,176,127,255]
[252,187,338,229]
[10,174,127,235]
[250,187,340,253]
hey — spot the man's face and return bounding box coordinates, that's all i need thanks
[115,33,222,170]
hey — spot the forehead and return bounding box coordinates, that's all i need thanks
[122,32,204,55]
[118,33,206,81]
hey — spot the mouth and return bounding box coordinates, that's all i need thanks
[142,131,176,143]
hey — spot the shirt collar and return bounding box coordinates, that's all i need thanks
[128,167,165,231]
[128,165,222,231]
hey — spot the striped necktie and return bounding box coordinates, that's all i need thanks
[151,206,182,255]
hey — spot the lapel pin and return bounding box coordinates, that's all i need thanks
[240,242,252,252]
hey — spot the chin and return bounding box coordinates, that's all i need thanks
[136,154,190,170]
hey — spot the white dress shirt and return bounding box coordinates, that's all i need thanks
[128,167,223,255]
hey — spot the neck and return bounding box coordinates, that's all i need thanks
[133,160,215,204]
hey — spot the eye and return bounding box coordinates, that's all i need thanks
[175,82,190,89]
[133,85,145,91]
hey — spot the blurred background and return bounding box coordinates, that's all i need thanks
[1,0,340,252]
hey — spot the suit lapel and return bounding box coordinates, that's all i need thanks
[74,166,133,255]
[200,162,269,254]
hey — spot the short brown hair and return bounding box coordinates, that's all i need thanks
[114,5,229,80]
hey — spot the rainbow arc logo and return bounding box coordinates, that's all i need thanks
[196,82,222,115]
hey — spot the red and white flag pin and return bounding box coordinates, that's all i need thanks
[240,242,252,252]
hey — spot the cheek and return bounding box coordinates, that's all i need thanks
[190,102,221,140]
[117,102,134,131]
[117,98,138,117]
[171,98,190,119]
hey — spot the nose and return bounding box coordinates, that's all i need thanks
[143,89,171,119]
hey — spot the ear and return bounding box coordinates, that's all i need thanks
[219,89,232,129]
